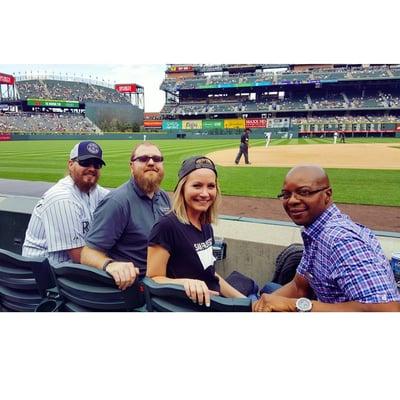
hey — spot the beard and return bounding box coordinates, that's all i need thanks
[134,168,164,194]
[71,171,99,193]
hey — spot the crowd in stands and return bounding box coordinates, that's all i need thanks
[17,80,130,104]
[0,112,99,133]
[161,65,400,93]
[292,115,400,126]
[161,88,400,116]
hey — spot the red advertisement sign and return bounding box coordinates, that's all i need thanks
[0,72,15,85]
[144,120,163,128]
[168,65,194,73]
[115,83,137,93]
[0,133,12,141]
[245,118,267,128]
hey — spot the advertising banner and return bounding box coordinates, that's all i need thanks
[245,118,267,128]
[182,120,202,130]
[0,72,15,85]
[162,120,182,130]
[144,120,163,128]
[115,84,137,93]
[0,133,11,141]
[27,99,79,108]
[268,118,290,128]
[202,120,224,129]
[168,66,193,73]
[224,119,245,129]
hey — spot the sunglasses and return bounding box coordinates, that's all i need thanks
[131,155,164,163]
[75,159,103,169]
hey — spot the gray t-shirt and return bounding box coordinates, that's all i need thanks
[85,178,171,276]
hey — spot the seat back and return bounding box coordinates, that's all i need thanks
[51,262,145,311]
[143,277,252,312]
[0,248,56,311]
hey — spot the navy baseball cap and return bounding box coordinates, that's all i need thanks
[178,156,217,181]
[70,141,105,165]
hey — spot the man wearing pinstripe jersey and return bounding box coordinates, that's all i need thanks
[22,141,109,265]
[253,165,400,312]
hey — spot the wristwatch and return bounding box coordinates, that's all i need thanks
[295,297,313,312]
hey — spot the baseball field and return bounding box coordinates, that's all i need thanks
[0,137,399,206]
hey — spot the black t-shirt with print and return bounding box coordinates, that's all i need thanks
[148,213,220,292]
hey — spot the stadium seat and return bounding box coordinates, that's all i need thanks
[143,277,252,312]
[0,248,56,312]
[49,262,145,312]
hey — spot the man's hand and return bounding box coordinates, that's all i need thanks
[105,261,139,290]
[252,293,297,312]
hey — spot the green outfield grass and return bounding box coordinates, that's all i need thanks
[0,138,399,206]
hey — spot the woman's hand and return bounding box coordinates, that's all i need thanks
[183,279,219,307]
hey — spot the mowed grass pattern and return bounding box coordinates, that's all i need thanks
[0,138,399,206]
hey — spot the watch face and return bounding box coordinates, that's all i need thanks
[296,297,312,312]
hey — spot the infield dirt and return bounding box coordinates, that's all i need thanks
[208,143,400,169]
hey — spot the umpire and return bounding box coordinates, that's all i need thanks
[234,127,251,165]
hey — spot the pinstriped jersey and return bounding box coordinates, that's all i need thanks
[22,175,109,265]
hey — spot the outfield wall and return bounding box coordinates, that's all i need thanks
[1,194,399,287]
[8,128,297,141]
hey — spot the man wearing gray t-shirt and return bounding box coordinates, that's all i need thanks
[81,142,171,290]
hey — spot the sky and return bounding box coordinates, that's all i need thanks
[0,64,167,112]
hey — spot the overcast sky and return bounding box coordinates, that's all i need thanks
[0,64,167,112]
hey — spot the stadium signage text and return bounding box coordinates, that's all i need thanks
[168,66,194,73]
[245,118,267,128]
[0,133,12,141]
[144,120,163,128]
[0,72,15,85]
[27,99,79,108]
[115,84,138,93]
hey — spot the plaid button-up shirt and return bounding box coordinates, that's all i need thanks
[297,204,400,304]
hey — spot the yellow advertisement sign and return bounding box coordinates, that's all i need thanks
[182,120,203,130]
[224,119,245,129]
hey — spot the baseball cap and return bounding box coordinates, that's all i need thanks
[70,141,105,165]
[177,156,218,182]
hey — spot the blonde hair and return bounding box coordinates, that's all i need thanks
[172,174,221,225]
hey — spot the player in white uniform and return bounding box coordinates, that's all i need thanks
[264,131,272,147]
[333,131,338,144]
[22,141,109,265]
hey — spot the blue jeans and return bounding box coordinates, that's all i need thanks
[260,281,282,295]
[247,281,282,301]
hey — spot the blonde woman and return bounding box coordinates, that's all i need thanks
[147,156,245,307]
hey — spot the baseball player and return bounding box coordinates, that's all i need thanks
[264,131,272,148]
[22,141,109,265]
[333,131,338,144]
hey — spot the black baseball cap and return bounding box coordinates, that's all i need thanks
[175,156,218,190]
[70,141,106,165]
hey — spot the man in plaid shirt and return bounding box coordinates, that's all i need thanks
[253,165,400,312]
